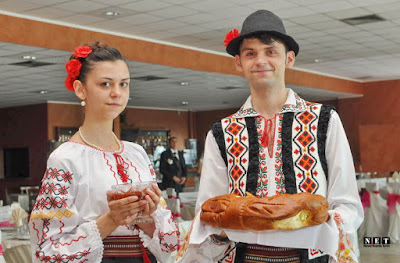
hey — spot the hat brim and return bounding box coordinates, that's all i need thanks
[226,30,299,57]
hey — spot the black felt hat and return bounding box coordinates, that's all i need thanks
[226,10,299,56]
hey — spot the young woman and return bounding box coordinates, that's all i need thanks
[29,42,179,263]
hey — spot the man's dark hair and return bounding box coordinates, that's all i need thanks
[238,32,289,55]
[169,137,177,143]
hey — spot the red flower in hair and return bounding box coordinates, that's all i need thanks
[65,45,92,91]
[223,29,240,47]
[65,75,75,91]
[73,46,92,58]
[65,59,81,78]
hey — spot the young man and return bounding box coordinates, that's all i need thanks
[160,137,187,195]
[176,10,363,263]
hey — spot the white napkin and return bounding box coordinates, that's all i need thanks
[189,210,339,258]
[9,203,28,227]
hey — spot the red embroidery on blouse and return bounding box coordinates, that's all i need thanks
[31,221,40,241]
[49,221,88,248]
[33,196,68,210]
[158,230,180,252]
[51,236,87,248]
[104,152,118,184]
[45,168,73,183]
[114,153,129,182]
[128,159,142,182]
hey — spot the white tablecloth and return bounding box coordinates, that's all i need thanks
[179,192,198,203]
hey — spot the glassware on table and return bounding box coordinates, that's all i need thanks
[111,181,155,224]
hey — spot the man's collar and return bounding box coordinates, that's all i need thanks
[231,89,307,118]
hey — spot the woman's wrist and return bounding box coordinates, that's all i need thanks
[136,218,156,238]
[96,211,118,239]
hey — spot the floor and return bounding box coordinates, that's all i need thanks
[359,242,400,263]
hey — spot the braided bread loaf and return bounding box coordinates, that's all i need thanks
[200,192,329,230]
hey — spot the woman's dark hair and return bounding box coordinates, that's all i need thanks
[71,41,127,83]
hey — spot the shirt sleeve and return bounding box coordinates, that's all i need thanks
[176,130,233,262]
[29,154,103,263]
[325,110,364,261]
[138,150,180,262]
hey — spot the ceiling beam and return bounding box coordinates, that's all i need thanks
[0,14,363,95]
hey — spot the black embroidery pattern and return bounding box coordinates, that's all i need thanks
[317,105,335,180]
[211,121,228,166]
[282,112,297,194]
[244,117,259,196]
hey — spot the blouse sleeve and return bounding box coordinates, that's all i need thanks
[29,153,104,262]
[325,110,364,261]
[137,148,180,263]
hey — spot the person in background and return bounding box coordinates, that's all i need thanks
[159,137,187,195]
[29,42,179,263]
[176,10,363,263]
[196,154,203,177]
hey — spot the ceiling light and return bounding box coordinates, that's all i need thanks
[314,59,320,63]
[180,82,189,86]
[181,101,189,105]
[39,90,48,94]
[129,97,132,100]
[22,55,36,60]
[105,11,120,16]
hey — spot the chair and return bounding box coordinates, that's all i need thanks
[364,182,389,237]
[20,186,39,212]
[179,192,198,221]
[2,244,32,263]
[164,188,182,222]
[387,182,400,243]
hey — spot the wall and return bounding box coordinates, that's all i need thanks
[357,81,400,172]
[123,107,190,149]
[0,104,48,201]
[337,97,362,167]
[338,80,400,172]
[46,103,191,149]
[359,124,400,172]
[194,108,238,154]
[47,103,84,140]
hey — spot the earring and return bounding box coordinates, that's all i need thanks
[81,101,86,107]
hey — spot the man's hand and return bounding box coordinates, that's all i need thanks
[173,175,181,183]
[179,177,187,185]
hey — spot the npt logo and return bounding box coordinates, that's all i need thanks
[363,237,390,247]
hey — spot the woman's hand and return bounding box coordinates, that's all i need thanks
[97,193,147,239]
[135,183,162,237]
[140,183,162,219]
[106,191,147,226]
